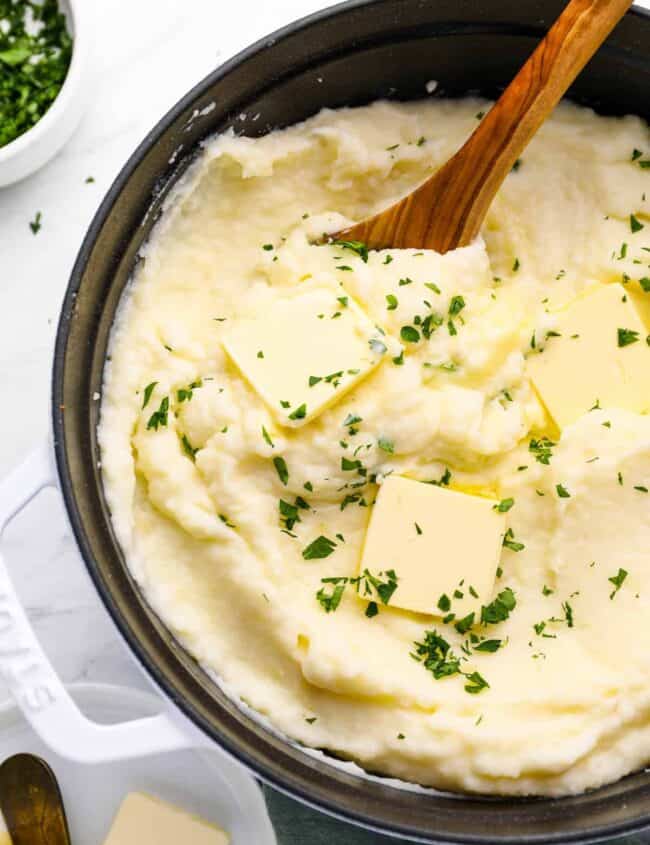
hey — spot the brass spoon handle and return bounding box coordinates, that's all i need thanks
[0,755,71,845]
[336,0,632,253]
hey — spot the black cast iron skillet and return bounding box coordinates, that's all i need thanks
[52,1,650,841]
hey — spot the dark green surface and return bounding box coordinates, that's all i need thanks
[264,785,650,845]
[264,786,393,844]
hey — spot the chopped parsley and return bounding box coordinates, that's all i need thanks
[480,588,516,625]
[464,671,489,695]
[146,396,169,431]
[493,497,514,513]
[529,436,555,465]
[141,381,158,409]
[377,436,394,454]
[273,455,289,485]
[618,327,640,347]
[181,434,198,461]
[400,325,420,343]
[279,499,302,532]
[177,380,202,403]
[330,239,369,263]
[412,629,461,680]
[262,426,274,448]
[562,601,574,628]
[448,295,465,316]
[288,403,307,420]
[556,484,571,498]
[316,569,398,613]
[502,528,524,552]
[29,210,42,234]
[386,294,398,311]
[316,578,347,613]
[303,535,337,560]
[608,567,627,600]
[630,214,644,234]
[0,0,72,149]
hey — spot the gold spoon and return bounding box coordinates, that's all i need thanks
[334,0,632,254]
[0,754,71,845]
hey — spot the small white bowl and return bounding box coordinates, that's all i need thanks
[0,0,90,187]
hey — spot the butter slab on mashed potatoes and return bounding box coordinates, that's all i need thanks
[100,98,650,796]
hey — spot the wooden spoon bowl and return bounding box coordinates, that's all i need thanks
[333,0,632,254]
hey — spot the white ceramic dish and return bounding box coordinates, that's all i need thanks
[0,0,91,187]
[0,682,276,844]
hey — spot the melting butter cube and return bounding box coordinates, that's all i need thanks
[103,793,229,845]
[223,282,390,427]
[359,476,506,616]
[528,284,650,429]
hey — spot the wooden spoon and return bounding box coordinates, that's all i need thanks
[333,0,632,254]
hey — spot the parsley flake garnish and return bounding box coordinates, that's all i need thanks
[618,327,640,347]
[562,601,574,627]
[181,434,198,461]
[400,325,420,343]
[494,497,514,513]
[529,436,555,465]
[386,294,398,311]
[273,456,289,485]
[303,535,337,560]
[608,568,628,599]
[262,426,275,448]
[464,671,489,695]
[142,381,158,409]
[448,295,465,316]
[330,239,369,263]
[177,379,202,403]
[288,403,307,420]
[146,396,169,431]
[556,484,571,498]
[378,436,394,454]
[630,214,644,234]
[480,588,516,625]
[29,211,42,235]
[502,528,524,552]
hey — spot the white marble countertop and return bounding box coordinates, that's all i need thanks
[0,5,649,839]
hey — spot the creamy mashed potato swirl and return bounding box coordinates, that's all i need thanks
[100,99,650,795]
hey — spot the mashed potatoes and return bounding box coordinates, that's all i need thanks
[100,99,650,795]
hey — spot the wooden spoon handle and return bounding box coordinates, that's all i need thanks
[337,0,632,254]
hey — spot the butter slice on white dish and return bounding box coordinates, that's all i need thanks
[359,475,506,616]
[222,282,392,427]
[527,283,650,430]
[103,793,229,845]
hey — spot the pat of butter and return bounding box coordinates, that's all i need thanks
[359,476,506,616]
[103,793,229,845]
[222,282,392,427]
[527,284,650,430]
